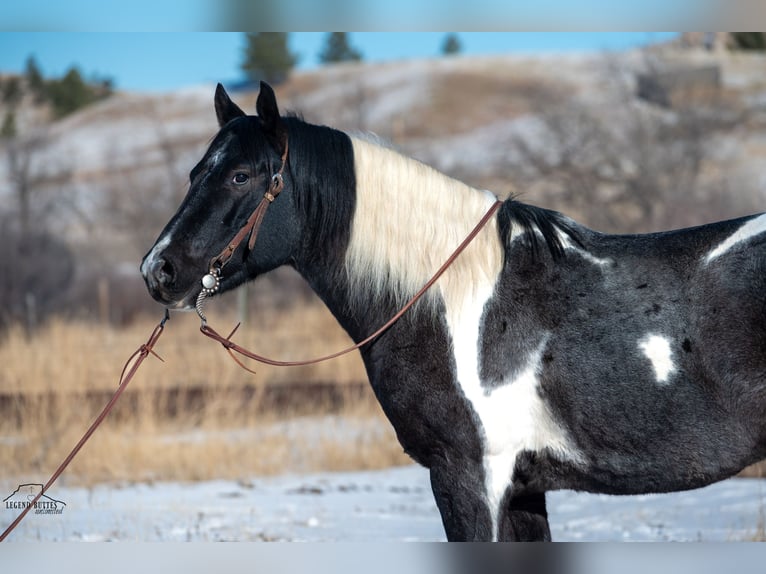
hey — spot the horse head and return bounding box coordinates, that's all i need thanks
[141,82,300,309]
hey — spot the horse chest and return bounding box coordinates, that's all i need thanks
[442,285,581,510]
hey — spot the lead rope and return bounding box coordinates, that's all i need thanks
[196,199,503,369]
[0,310,170,542]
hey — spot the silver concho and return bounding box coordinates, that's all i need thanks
[200,269,221,295]
[196,268,221,325]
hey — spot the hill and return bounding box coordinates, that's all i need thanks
[0,47,765,323]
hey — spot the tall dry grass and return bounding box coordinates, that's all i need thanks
[1,302,366,394]
[0,302,410,487]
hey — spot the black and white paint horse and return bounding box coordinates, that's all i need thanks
[142,82,766,541]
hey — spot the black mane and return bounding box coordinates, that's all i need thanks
[498,198,583,261]
[281,116,357,257]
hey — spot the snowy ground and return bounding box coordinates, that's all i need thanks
[3,466,766,542]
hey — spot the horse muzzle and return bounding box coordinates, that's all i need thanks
[140,249,199,311]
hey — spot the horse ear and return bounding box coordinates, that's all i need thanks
[214,83,245,127]
[256,81,287,155]
[256,81,280,127]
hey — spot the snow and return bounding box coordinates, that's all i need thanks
[3,466,766,542]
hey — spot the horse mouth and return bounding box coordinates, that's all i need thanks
[166,295,198,312]
[148,286,199,311]
[142,273,200,311]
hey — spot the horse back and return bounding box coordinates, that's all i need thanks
[490,212,766,494]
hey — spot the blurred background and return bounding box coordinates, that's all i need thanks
[1,31,765,490]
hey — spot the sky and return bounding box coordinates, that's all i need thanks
[0,0,720,32]
[0,33,679,93]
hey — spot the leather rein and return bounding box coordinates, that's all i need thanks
[0,138,501,541]
[196,136,503,370]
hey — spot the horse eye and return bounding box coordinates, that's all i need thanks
[232,173,249,185]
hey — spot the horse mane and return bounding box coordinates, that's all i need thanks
[274,113,581,310]
[280,115,357,256]
[498,198,583,262]
[222,115,354,256]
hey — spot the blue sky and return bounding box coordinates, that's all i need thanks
[0,0,714,32]
[0,33,677,92]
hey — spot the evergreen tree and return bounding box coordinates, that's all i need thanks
[46,67,96,118]
[242,33,298,85]
[24,56,47,103]
[319,33,362,64]
[441,33,462,55]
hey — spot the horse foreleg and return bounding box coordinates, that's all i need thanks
[429,464,494,541]
[497,491,551,541]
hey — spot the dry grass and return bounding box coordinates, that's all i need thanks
[0,302,367,394]
[5,305,765,488]
[0,303,411,487]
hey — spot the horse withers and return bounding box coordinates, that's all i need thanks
[142,82,766,541]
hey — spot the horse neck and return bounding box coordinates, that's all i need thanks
[298,136,504,341]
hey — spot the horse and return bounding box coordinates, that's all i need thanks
[141,81,766,541]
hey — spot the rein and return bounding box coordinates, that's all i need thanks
[1,137,502,542]
[197,156,503,368]
[0,311,170,542]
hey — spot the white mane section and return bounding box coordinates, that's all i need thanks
[345,137,504,312]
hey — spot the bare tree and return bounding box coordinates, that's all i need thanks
[4,127,49,234]
[507,56,748,233]
[100,154,183,254]
[0,127,76,331]
[146,100,190,196]
[99,102,194,254]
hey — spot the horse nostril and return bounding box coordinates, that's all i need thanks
[153,257,176,286]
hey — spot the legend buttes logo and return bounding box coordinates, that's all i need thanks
[4,483,66,515]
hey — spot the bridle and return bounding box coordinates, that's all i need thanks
[194,133,503,369]
[0,133,501,542]
[195,139,289,323]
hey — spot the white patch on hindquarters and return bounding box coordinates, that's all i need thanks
[704,213,766,264]
[444,284,582,541]
[638,334,676,384]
